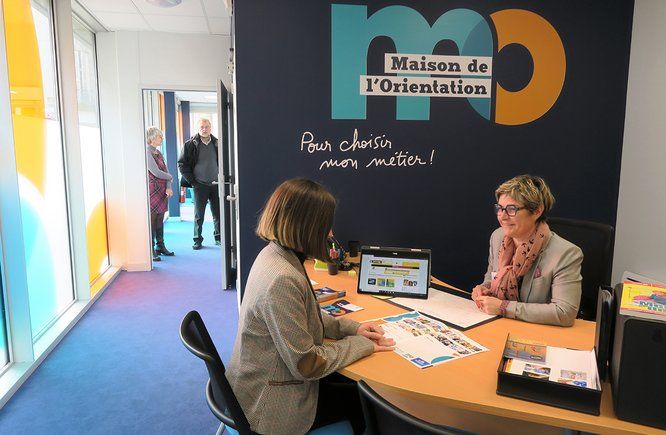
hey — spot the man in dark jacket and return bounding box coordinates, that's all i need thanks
[177,118,220,250]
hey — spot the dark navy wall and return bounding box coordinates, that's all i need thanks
[164,92,180,217]
[234,0,634,292]
[181,100,191,143]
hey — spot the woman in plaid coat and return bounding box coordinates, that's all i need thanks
[227,179,394,434]
[146,126,175,261]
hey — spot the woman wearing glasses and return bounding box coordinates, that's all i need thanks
[472,175,583,326]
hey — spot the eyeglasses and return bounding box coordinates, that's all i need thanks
[494,203,525,216]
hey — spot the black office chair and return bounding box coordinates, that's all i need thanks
[180,311,352,435]
[180,310,253,435]
[548,217,615,321]
[357,380,475,435]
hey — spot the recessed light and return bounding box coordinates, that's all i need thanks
[145,0,182,8]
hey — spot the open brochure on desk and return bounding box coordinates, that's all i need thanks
[390,284,498,330]
[380,311,488,369]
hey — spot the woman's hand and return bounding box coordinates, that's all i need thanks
[372,336,395,352]
[358,322,395,351]
[166,187,173,198]
[357,322,385,342]
[471,285,486,301]
[476,295,502,315]
[471,284,492,301]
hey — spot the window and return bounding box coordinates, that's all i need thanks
[72,15,109,287]
[4,0,75,339]
[189,105,219,138]
[0,263,9,369]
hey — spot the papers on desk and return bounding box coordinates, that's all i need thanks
[380,311,488,369]
[497,335,603,415]
[321,299,363,317]
[391,286,498,330]
[504,347,600,390]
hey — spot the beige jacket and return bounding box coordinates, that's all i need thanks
[227,242,374,435]
[483,227,583,326]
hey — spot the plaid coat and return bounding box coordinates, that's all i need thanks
[148,147,169,214]
[227,242,374,434]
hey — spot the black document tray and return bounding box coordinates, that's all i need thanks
[496,340,602,415]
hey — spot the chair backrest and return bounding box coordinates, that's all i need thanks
[179,311,253,434]
[548,217,615,320]
[357,380,474,435]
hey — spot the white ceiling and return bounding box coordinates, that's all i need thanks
[76,0,231,35]
[174,90,217,103]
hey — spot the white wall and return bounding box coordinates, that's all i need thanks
[97,31,231,271]
[613,0,666,284]
[138,32,231,90]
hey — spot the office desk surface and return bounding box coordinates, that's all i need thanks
[307,261,664,435]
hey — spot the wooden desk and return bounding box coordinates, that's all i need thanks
[308,261,663,435]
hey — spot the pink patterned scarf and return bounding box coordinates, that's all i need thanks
[489,221,550,300]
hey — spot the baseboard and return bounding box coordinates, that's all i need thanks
[124,263,151,272]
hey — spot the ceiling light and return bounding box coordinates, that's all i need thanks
[145,0,182,8]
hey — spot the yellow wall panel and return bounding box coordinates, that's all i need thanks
[3,0,47,193]
[86,201,109,291]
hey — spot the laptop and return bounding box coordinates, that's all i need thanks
[357,246,431,299]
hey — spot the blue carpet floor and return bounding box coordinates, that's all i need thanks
[0,221,239,434]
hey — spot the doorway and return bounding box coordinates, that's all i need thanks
[141,88,237,290]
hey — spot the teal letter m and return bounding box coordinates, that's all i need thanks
[331,5,492,120]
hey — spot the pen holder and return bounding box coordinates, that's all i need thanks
[348,240,360,257]
[327,262,338,275]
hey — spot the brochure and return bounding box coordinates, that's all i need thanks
[314,259,328,271]
[321,299,363,317]
[503,335,547,362]
[380,311,488,369]
[619,282,666,321]
[313,287,346,303]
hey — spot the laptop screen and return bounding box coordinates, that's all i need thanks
[357,247,430,299]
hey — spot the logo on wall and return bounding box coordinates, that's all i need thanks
[331,5,566,125]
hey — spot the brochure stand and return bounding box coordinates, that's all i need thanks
[594,285,615,381]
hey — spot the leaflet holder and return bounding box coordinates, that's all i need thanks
[496,334,602,415]
[594,285,615,382]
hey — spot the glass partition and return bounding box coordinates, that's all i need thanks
[72,14,109,287]
[3,0,75,339]
[0,262,9,369]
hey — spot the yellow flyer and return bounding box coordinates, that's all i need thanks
[620,282,666,320]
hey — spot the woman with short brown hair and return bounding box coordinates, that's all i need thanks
[227,178,393,434]
[472,175,583,326]
[255,178,336,261]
